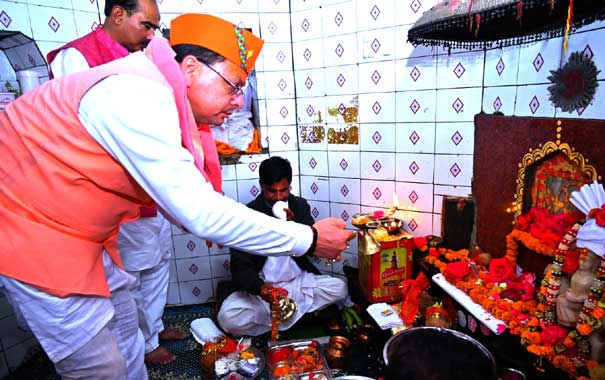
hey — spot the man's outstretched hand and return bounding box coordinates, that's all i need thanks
[312,218,356,260]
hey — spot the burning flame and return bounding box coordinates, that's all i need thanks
[392,192,400,209]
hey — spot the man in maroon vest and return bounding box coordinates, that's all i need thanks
[47,0,186,367]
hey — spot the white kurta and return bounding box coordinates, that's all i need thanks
[53,46,176,356]
[0,52,314,373]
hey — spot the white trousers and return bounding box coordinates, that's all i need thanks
[127,258,170,353]
[119,213,173,354]
[218,274,347,336]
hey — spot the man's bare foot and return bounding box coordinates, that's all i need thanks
[145,346,176,365]
[159,328,187,341]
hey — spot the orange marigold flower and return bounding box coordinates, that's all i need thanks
[578,324,593,336]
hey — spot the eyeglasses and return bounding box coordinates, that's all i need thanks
[197,58,244,97]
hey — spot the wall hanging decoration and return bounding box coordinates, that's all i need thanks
[547,51,600,112]
[408,0,605,50]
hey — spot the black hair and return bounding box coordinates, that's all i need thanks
[385,328,498,380]
[259,156,292,186]
[104,0,140,17]
[171,44,225,65]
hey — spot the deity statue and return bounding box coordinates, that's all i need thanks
[556,249,601,327]
[562,181,605,362]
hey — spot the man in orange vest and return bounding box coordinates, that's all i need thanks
[0,13,354,380]
[48,0,188,368]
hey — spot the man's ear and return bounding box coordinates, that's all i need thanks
[181,56,200,87]
[110,6,127,25]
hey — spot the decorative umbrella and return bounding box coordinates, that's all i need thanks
[408,0,605,50]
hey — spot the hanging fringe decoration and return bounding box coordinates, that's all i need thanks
[563,0,574,54]
[516,1,524,26]
[468,0,475,32]
[475,13,481,37]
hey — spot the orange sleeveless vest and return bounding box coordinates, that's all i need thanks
[0,54,170,297]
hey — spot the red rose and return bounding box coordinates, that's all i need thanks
[516,213,531,231]
[540,325,569,346]
[562,249,579,275]
[444,261,471,283]
[488,258,516,283]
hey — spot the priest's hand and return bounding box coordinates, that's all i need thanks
[312,218,355,260]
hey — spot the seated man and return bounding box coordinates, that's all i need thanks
[218,156,348,336]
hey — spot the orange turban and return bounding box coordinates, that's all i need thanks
[170,13,264,74]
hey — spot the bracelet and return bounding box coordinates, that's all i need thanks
[305,226,318,256]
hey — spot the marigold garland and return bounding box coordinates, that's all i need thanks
[505,229,556,265]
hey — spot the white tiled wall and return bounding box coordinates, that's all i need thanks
[2,0,605,375]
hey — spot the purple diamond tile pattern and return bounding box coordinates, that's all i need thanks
[372,101,382,115]
[248,162,257,172]
[303,48,312,61]
[450,163,461,177]
[583,45,594,60]
[453,62,466,78]
[410,0,421,13]
[250,185,259,197]
[577,106,586,116]
[306,105,315,117]
[496,58,505,76]
[371,70,382,85]
[312,208,319,218]
[533,53,544,72]
[278,78,287,91]
[281,132,290,144]
[334,12,343,26]
[223,260,230,270]
[408,219,418,232]
[451,131,463,146]
[192,287,200,297]
[236,0,243,4]
[338,103,346,115]
[371,38,381,53]
[336,73,346,87]
[189,264,199,274]
[370,5,381,20]
[305,77,313,90]
[274,0,281,4]
[410,66,421,82]
[268,21,277,34]
[335,43,344,57]
[409,161,420,175]
[408,191,419,204]
[276,50,286,63]
[372,160,382,173]
[409,131,420,145]
[280,106,289,118]
[341,185,349,197]
[301,18,310,32]
[529,96,540,114]
[341,210,349,221]
[309,158,317,169]
[91,21,99,30]
[48,16,60,32]
[340,158,349,170]
[372,131,382,144]
[410,99,420,114]
[310,182,318,194]
[493,96,502,112]
[186,240,196,251]
[452,97,464,113]
[90,0,95,3]
[372,187,382,200]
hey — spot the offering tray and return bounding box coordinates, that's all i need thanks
[215,346,265,380]
[267,339,331,380]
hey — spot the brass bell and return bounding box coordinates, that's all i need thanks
[276,297,297,322]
